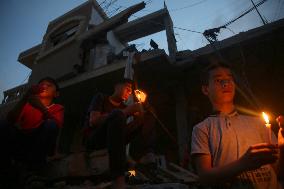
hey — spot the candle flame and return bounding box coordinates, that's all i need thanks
[134,89,147,103]
[128,170,136,177]
[262,112,270,124]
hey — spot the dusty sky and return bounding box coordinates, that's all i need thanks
[0,0,283,101]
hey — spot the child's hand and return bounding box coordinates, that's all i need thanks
[43,111,53,120]
[276,115,284,136]
[123,103,143,116]
[276,116,284,128]
[276,116,284,149]
[240,143,278,171]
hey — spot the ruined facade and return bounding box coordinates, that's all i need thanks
[0,0,182,161]
[1,1,284,182]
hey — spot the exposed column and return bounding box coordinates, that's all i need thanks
[175,85,189,161]
[164,10,177,62]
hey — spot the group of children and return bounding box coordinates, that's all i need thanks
[0,63,284,189]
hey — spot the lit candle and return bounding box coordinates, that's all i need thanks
[134,89,147,103]
[262,112,271,143]
[128,170,136,177]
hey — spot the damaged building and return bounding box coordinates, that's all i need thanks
[1,0,284,188]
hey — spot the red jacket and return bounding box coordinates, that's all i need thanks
[17,103,64,129]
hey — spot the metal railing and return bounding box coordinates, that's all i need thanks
[2,83,29,105]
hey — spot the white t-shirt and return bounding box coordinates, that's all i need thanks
[191,112,281,189]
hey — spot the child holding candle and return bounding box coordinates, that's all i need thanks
[0,77,64,187]
[84,78,157,189]
[191,63,283,189]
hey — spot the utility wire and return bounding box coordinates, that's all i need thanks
[249,0,267,25]
[128,13,204,35]
[173,26,203,34]
[107,6,122,17]
[203,0,268,43]
[168,0,207,12]
[105,0,203,35]
[225,27,236,35]
[106,0,266,111]
[98,0,108,7]
[20,71,32,84]
[145,0,153,4]
[132,11,204,34]
[175,32,189,51]
[223,0,268,28]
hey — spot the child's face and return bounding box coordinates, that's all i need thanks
[38,80,58,99]
[202,67,235,105]
[116,83,132,101]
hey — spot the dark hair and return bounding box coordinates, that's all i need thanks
[38,77,60,91]
[115,78,134,86]
[200,62,232,86]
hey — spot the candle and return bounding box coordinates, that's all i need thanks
[262,112,271,143]
[134,89,147,103]
[128,170,136,177]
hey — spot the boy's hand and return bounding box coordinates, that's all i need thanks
[276,115,284,148]
[276,115,284,128]
[240,143,278,171]
[42,109,55,120]
[276,115,284,133]
[123,103,143,116]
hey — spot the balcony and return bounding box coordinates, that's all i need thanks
[0,84,29,119]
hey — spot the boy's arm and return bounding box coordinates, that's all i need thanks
[89,111,109,127]
[193,154,244,184]
[6,85,38,123]
[6,85,49,123]
[193,143,278,185]
[89,103,143,127]
[88,93,108,127]
[28,95,49,116]
[47,106,64,127]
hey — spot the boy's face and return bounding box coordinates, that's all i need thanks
[115,82,132,101]
[38,80,58,99]
[202,67,235,105]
